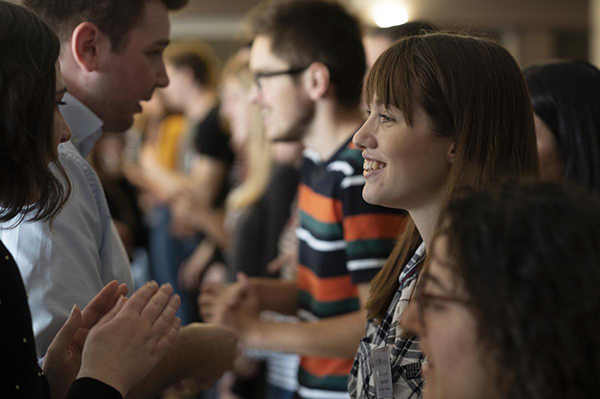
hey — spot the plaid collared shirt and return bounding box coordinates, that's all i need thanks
[348,243,426,399]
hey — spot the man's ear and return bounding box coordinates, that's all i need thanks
[446,142,456,164]
[70,22,107,72]
[304,62,330,102]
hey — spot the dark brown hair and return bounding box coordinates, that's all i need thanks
[365,32,539,321]
[247,0,366,108]
[0,1,71,223]
[442,180,600,399]
[23,0,189,52]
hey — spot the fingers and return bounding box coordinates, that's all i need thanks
[122,281,160,315]
[155,317,181,354]
[225,274,250,307]
[49,305,82,355]
[150,292,181,337]
[138,283,174,325]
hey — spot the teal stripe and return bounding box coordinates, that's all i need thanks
[299,291,360,318]
[346,238,396,258]
[338,147,363,166]
[298,367,349,392]
[300,211,343,239]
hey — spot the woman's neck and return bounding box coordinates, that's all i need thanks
[409,200,443,252]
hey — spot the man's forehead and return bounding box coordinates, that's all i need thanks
[250,35,289,71]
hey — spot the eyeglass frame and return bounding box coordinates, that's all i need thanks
[413,276,470,329]
[253,65,310,90]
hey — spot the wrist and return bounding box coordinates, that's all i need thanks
[77,367,128,398]
[241,318,263,349]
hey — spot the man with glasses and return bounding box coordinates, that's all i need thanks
[200,1,406,398]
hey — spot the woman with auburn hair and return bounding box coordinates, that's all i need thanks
[402,180,600,399]
[348,32,538,399]
[0,2,180,398]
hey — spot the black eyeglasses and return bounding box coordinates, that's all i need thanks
[253,66,309,89]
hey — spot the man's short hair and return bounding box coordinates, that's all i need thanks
[248,0,366,108]
[23,0,189,52]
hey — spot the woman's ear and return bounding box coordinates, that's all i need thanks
[304,62,330,102]
[447,142,456,164]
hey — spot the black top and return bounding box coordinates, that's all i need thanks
[0,241,122,399]
[230,164,300,278]
[193,106,235,208]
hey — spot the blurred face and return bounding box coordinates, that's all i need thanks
[220,77,252,152]
[353,100,453,210]
[249,35,313,142]
[83,0,170,132]
[401,235,493,399]
[363,35,393,71]
[53,62,72,158]
[534,114,564,182]
[161,63,189,112]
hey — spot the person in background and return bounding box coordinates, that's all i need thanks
[0,3,180,398]
[402,180,600,399]
[200,1,407,398]
[363,21,436,70]
[349,32,538,398]
[524,60,600,191]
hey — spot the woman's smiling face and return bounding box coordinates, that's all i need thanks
[353,100,453,212]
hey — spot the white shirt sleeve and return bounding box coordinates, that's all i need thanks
[0,141,133,358]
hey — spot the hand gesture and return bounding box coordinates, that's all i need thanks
[77,282,181,397]
[43,281,128,399]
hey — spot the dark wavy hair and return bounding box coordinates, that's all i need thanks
[441,180,600,399]
[23,0,189,52]
[0,1,71,223]
[524,60,600,192]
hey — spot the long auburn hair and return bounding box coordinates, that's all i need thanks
[0,1,71,224]
[365,32,539,321]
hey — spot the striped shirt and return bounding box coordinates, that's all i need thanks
[348,243,426,399]
[297,138,407,399]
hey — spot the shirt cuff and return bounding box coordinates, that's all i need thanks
[66,377,123,399]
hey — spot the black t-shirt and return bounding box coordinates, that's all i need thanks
[193,106,235,208]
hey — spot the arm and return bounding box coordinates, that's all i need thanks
[125,323,238,399]
[225,281,370,358]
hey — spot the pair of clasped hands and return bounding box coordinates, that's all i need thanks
[43,280,181,399]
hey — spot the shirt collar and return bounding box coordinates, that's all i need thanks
[59,92,103,158]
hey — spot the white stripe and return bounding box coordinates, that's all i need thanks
[304,148,322,164]
[347,258,388,271]
[298,386,351,399]
[340,175,365,189]
[297,227,346,252]
[298,309,320,322]
[327,161,354,176]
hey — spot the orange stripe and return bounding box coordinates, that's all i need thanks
[301,356,354,378]
[344,213,407,242]
[299,184,343,224]
[297,265,358,303]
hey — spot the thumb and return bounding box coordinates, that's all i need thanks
[50,305,82,353]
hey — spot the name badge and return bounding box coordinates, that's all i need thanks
[371,347,393,398]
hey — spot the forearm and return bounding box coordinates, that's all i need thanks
[250,278,299,315]
[126,323,237,399]
[243,309,366,358]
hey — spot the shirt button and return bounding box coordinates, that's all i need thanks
[15,385,20,390]
[23,338,27,344]
[4,255,8,260]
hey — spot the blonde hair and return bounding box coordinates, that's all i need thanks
[224,50,273,210]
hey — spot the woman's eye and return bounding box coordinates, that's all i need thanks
[365,109,371,117]
[379,113,394,123]
[57,100,67,106]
